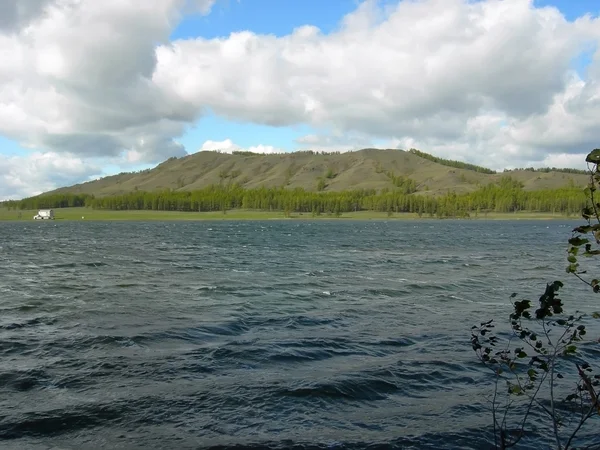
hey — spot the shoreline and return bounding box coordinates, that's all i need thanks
[0,207,582,222]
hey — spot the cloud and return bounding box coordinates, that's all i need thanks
[155,0,600,166]
[294,132,378,153]
[0,0,215,164]
[199,139,239,152]
[0,152,103,200]
[0,0,53,32]
[1,0,600,200]
[539,153,589,170]
[198,138,283,154]
[244,144,282,154]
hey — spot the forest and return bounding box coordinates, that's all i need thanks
[503,166,589,175]
[2,176,587,218]
[407,148,497,174]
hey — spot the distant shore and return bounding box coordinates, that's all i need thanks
[0,207,582,222]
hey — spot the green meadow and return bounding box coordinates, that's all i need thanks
[0,207,577,222]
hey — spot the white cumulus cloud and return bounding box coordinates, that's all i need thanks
[295,132,378,153]
[0,0,215,163]
[1,0,600,199]
[154,0,600,167]
[0,152,103,200]
[198,139,283,154]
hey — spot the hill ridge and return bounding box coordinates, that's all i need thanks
[38,148,589,199]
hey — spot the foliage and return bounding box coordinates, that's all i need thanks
[471,149,600,449]
[295,150,342,156]
[567,149,600,287]
[5,182,587,217]
[472,284,598,448]
[408,148,497,174]
[505,167,589,175]
[3,193,91,210]
[385,171,418,194]
[232,150,262,156]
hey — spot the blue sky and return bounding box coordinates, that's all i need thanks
[172,0,376,40]
[534,0,599,20]
[1,0,600,199]
[0,135,26,157]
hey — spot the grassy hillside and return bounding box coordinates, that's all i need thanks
[43,148,590,198]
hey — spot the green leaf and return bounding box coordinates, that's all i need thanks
[565,345,577,355]
[592,312,600,319]
[566,263,579,273]
[567,255,577,263]
[586,149,600,163]
[569,237,589,246]
[509,384,522,395]
[517,350,527,358]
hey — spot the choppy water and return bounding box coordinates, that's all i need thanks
[1,219,599,449]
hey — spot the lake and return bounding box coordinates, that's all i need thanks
[0,220,598,449]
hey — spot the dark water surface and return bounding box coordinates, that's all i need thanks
[1,220,598,449]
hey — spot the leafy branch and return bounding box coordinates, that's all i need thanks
[472,148,600,449]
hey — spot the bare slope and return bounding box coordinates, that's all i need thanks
[46,149,589,197]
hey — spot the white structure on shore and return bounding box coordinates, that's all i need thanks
[33,209,55,220]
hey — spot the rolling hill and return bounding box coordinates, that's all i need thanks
[45,148,589,198]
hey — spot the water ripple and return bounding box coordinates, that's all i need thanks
[0,219,598,449]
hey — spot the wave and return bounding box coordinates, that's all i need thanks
[0,316,57,330]
[1,219,596,449]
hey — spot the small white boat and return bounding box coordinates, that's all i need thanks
[33,209,55,220]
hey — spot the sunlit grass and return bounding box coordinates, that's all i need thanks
[0,206,579,222]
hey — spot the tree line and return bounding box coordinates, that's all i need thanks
[503,166,588,175]
[3,193,90,210]
[3,176,587,217]
[407,148,497,174]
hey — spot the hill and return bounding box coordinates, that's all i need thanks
[43,148,589,198]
